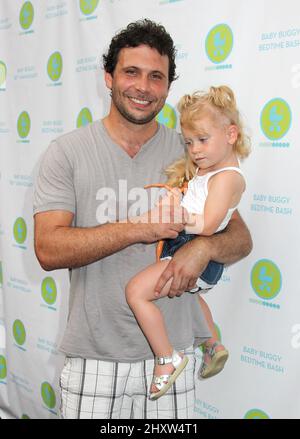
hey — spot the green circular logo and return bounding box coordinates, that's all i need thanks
[251,259,281,300]
[156,103,177,128]
[41,277,57,305]
[17,111,31,139]
[80,0,99,15]
[77,107,93,128]
[13,319,26,346]
[205,23,233,64]
[13,217,27,244]
[0,61,7,87]
[0,355,7,380]
[244,409,269,419]
[19,1,34,30]
[260,98,291,140]
[47,52,63,82]
[41,382,56,409]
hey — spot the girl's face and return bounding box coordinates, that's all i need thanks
[182,114,238,172]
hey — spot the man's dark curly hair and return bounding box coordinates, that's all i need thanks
[102,19,178,85]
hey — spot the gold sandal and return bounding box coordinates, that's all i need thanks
[149,350,188,400]
[199,341,229,379]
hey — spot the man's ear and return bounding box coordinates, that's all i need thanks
[227,124,239,145]
[104,71,113,90]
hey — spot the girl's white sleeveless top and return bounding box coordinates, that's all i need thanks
[180,166,245,233]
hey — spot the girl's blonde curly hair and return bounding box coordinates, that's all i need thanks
[165,85,251,188]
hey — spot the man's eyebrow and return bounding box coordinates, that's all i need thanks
[122,65,167,78]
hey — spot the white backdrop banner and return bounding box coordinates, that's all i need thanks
[0,0,299,419]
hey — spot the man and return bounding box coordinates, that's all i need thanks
[33,19,252,419]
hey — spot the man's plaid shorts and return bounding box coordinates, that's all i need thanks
[60,346,196,419]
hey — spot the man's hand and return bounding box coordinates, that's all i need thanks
[154,238,211,297]
[154,210,252,298]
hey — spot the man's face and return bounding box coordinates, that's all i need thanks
[105,45,170,125]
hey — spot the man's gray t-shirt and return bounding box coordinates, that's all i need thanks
[33,120,210,362]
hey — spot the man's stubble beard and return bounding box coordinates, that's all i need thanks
[110,89,166,125]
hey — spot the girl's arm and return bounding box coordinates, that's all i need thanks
[184,171,245,235]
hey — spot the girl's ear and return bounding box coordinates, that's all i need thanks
[227,125,238,145]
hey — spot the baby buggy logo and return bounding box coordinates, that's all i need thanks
[19,1,34,33]
[205,24,233,71]
[41,382,57,414]
[156,103,177,128]
[250,259,281,309]
[17,111,31,142]
[13,319,26,350]
[260,98,291,148]
[0,61,7,91]
[41,277,57,309]
[77,107,93,128]
[0,355,7,382]
[13,217,27,247]
[79,0,99,20]
[47,52,63,85]
[244,408,270,419]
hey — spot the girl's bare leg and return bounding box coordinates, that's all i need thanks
[125,259,183,393]
[198,295,226,364]
[198,295,220,342]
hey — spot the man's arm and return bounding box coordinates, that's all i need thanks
[34,201,186,271]
[154,210,252,297]
[202,210,252,264]
[34,210,145,271]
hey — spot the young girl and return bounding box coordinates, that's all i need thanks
[125,85,251,400]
